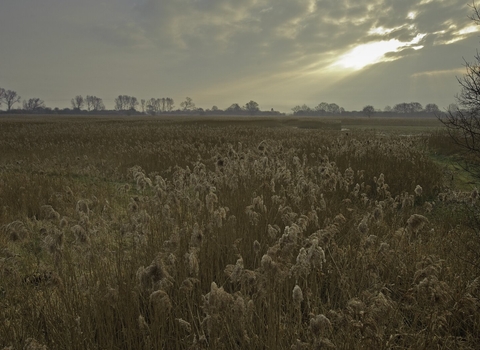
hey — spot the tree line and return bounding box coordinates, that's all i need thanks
[0,89,280,116]
[1,87,444,116]
[292,101,442,117]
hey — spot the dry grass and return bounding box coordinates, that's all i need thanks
[0,116,479,349]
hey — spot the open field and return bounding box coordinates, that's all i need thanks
[0,113,444,132]
[0,115,479,349]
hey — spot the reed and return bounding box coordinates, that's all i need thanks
[0,117,478,349]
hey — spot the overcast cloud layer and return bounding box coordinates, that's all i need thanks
[1,0,479,112]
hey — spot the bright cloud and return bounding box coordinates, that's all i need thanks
[458,25,479,35]
[334,40,406,70]
[407,11,417,20]
[368,26,402,36]
[333,34,426,70]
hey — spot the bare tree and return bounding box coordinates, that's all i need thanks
[0,88,5,108]
[128,97,139,111]
[328,103,341,114]
[363,105,375,117]
[115,95,138,111]
[23,98,45,111]
[439,2,480,176]
[93,97,105,111]
[425,103,440,113]
[393,102,423,113]
[393,103,408,113]
[3,90,21,111]
[165,97,174,111]
[227,103,242,113]
[307,102,345,115]
[245,100,259,115]
[291,105,301,114]
[298,104,312,115]
[145,97,175,113]
[180,97,196,111]
[86,95,105,111]
[71,95,85,111]
[314,102,329,113]
[146,98,162,115]
[141,99,146,113]
[86,95,93,111]
[114,95,127,111]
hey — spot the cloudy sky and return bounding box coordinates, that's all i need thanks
[1,0,480,112]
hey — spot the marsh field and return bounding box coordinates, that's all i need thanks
[0,115,479,349]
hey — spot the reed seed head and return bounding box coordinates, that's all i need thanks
[4,220,29,241]
[76,199,90,216]
[293,285,304,305]
[357,218,368,234]
[407,214,429,233]
[59,216,68,228]
[24,338,48,350]
[253,240,261,254]
[138,315,150,334]
[72,224,88,244]
[414,185,423,196]
[149,290,172,314]
[309,314,332,337]
[40,205,60,221]
[190,223,203,248]
[176,318,192,333]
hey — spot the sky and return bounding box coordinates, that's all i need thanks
[1,0,480,113]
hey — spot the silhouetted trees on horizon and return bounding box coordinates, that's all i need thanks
[363,105,375,117]
[291,101,443,116]
[86,95,105,111]
[292,102,345,116]
[23,98,45,111]
[0,88,21,111]
[0,87,446,117]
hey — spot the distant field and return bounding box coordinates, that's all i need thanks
[0,115,478,349]
[0,113,443,132]
[339,116,442,133]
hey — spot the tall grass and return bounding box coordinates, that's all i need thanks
[0,117,479,349]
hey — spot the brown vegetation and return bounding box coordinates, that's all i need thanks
[0,116,478,349]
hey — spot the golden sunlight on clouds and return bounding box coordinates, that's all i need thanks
[332,34,426,70]
[333,40,404,69]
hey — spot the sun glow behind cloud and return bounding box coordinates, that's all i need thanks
[332,34,426,70]
[333,40,404,70]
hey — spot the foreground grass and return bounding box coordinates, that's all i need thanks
[0,116,479,349]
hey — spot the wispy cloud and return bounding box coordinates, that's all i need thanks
[411,67,465,78]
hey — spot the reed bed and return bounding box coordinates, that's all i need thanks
[0,118,478,349]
